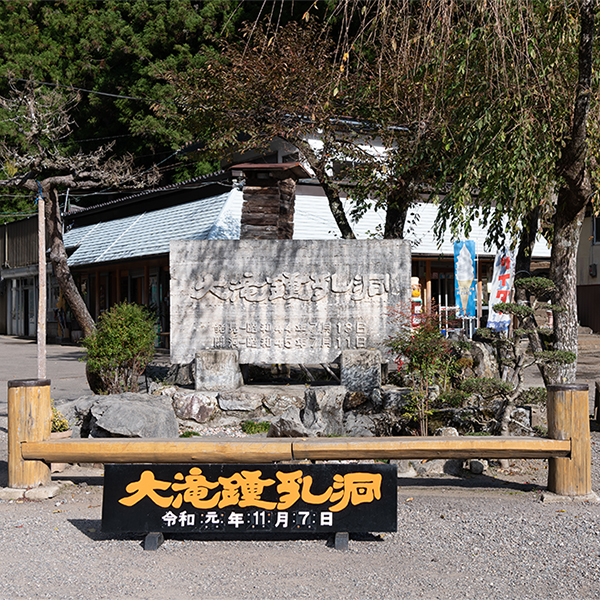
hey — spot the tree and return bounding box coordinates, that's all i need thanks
[426,1,596,384]
[0,0,256,193]
[0,81,159,336]
[334,0,596,384]
[161,19,362,238]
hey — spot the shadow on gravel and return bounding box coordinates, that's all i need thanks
[69,519,385,547]
[52,474,104,487]
[397,474,544,493]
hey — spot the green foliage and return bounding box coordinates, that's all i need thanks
[51,401,70,433]
[180,430,201,438]
[534,350,577,365]
[240,420,271,435]
[514,277,555,298]
[82,302,155,394]
[492,302,535,318]
[0,0,254,195]
[388,305,463,434]
[517,387,547,405]
[460,377,513,399]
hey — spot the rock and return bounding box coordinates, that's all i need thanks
[218,391,263,412]
[303,386,346,436]
[88,393,178,438]
[173,392,218,423]
[344,391,369,410]
[435,426,459,437]
[382,387,412,412]
[414,458,463,476]
[340,349,382,393]
[392,460,418,478]
[25,484,62,500]
[414,459,447,476]
[344,412,377,437]
[371,388,383,411]
[469,341,499,379]
[468,459,488,474]
[160,387,178,398]
[54,396,97,430]
[195,349,243,391]
[0,488,25,500]
[262,392,305,415]
[508,407,532,436]
[166,363,194,386]
[148,381,162,395]
[268,407,312,437]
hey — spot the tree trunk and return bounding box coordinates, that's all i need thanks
[320,179,356,239]
[514,206,548,384]
[292,136,356,239]
[384,185,410,239]
[45,187,95,338]
[548,193,586,384]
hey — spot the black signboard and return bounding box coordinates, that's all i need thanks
[102,463,397,535]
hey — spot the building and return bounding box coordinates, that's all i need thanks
[0,159,553,341]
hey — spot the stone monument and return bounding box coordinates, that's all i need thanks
[170,239,411,388]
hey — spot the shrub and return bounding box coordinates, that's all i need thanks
[51,401,70,432]
[387,303,461,435]
[82,302,156,394]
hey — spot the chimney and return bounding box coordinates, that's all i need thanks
[231,163,309,239]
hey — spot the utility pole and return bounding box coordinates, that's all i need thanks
[37,183,46,379]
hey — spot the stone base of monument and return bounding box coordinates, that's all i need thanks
[195,349,244,391]
[192,348,387,397]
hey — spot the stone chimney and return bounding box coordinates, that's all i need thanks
[231,163,309,239]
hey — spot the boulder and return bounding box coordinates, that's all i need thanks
[340,349,382,393]
[435,426,459,437]
[414,458,463,476]
[508,407,532,436]
[382,387,412,412]
[469,341,499,379]
[393,460,418,478]
[268,407,312,438]
[262,391,305,415]
[344,391,369,410]
[173,391,218,423]
[468,459,488,474]
[87,393,178,438]
[303,386,346,436]
[217,391,263,412]
[195,349,243,391]
[344,412,378,437]
[167,362,195,386]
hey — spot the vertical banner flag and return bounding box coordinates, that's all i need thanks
[454,241,476,317]
[487,248,516,332]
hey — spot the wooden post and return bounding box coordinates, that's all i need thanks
[547,383,591,496]
[37,193,46,379]
[8,379,51,489]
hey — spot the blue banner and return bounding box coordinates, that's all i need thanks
[454,241,476,317]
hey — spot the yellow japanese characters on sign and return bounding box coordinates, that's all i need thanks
[119,467,382,513]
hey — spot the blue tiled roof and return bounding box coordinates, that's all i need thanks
[65,191,235,267]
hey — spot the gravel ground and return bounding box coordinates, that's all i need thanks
[0,419,598,600]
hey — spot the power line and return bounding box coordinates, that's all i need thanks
[4,76,184,108]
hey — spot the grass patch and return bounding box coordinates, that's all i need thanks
[180,430,201,438]
[241,420,271,434]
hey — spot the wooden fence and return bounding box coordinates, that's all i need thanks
[7,380,592,497]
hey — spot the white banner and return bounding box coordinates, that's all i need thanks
[487,248,516,332]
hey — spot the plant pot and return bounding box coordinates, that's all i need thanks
[50,429,73,473]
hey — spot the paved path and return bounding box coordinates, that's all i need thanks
[0,336,89,413]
